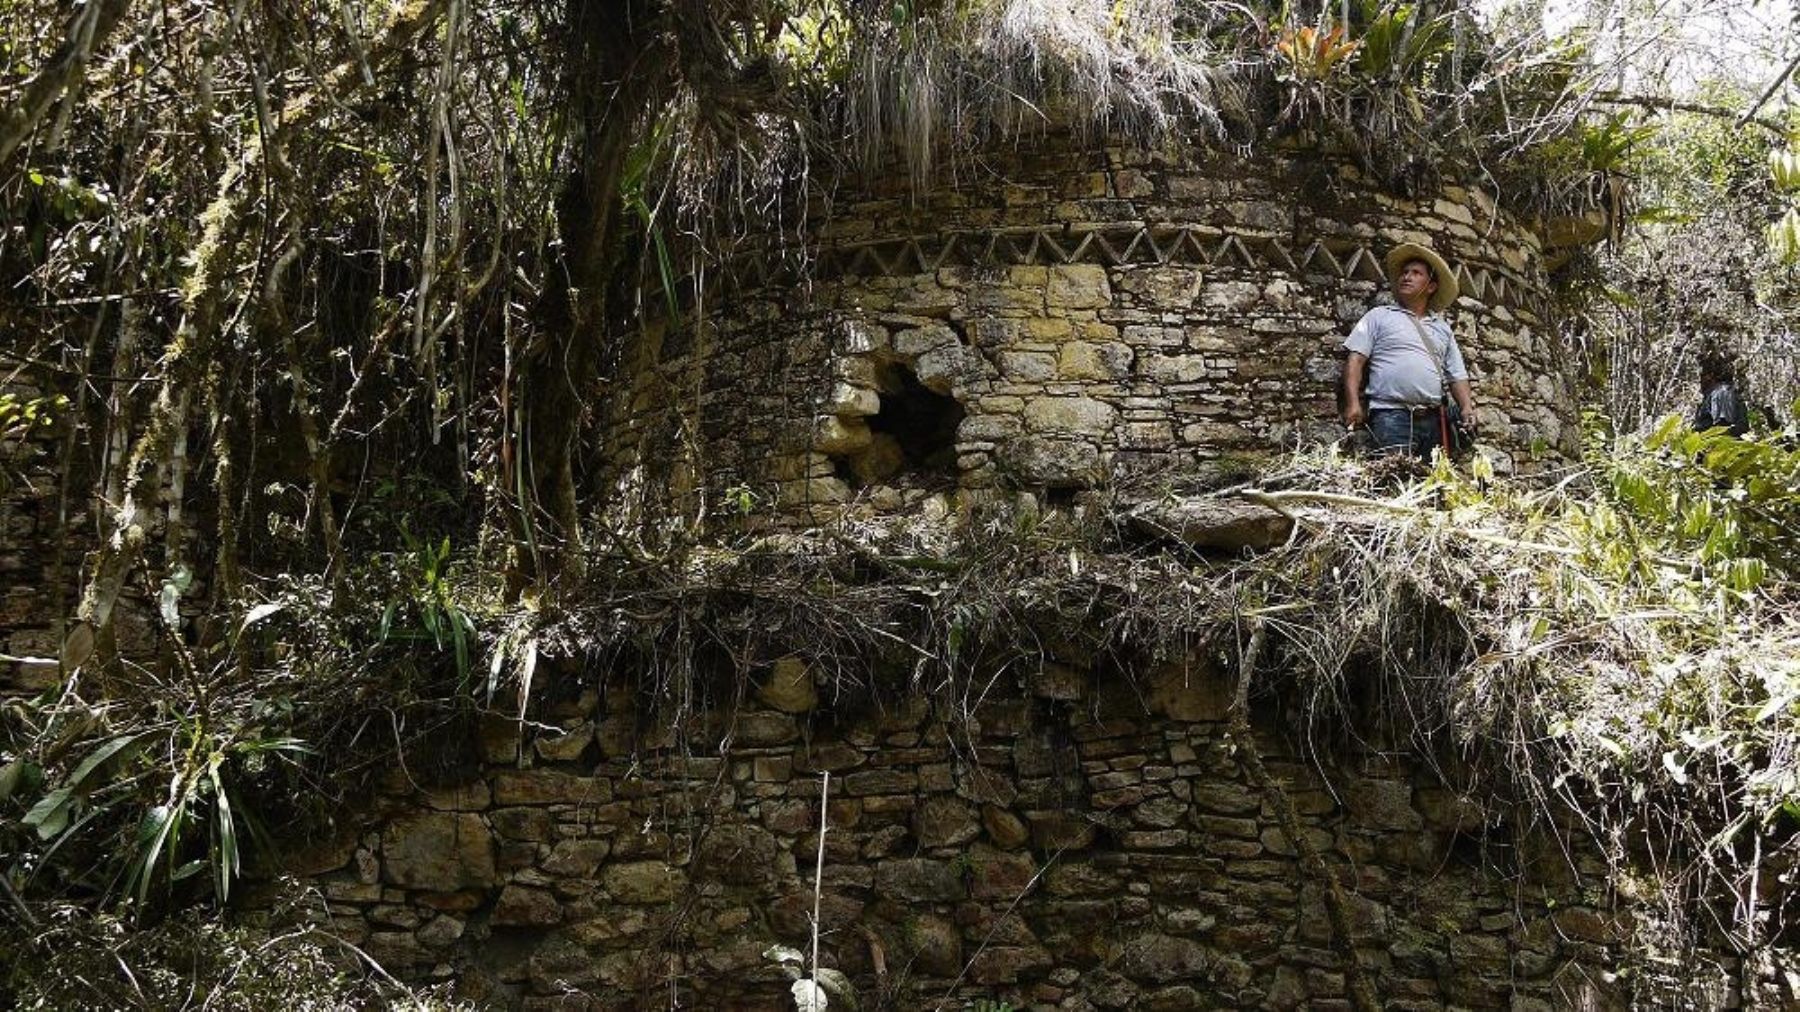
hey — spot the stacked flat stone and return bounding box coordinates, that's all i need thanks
[285,654,1666,1009]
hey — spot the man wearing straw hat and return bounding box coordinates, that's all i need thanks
[1341,242,1477,459]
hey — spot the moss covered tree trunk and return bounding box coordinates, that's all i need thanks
[521,0,664,583]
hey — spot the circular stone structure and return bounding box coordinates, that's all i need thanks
[596,141,1579,524]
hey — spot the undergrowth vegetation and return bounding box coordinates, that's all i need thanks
[5,407,1798,996]
[1,906,468,1010]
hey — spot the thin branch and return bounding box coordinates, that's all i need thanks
[0,0,135,168]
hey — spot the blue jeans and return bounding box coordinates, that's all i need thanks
[1368,407,1442,459]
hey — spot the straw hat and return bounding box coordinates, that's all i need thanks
[1383,242,1458,311]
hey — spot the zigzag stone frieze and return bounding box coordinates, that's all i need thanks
[703,223,1545,316]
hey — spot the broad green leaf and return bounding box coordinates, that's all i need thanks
[23,787,74,839]
[67,733,146,789]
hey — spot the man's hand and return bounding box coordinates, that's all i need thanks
[1343,399,1366,428]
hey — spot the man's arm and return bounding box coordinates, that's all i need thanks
[1343,352,1369,427]
[1450,378,1475,429]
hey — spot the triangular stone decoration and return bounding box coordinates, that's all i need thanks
[1117,228,1150,264]
[1095,231,1131,266]
[975,232,1004,265]
[1038,230,1071,264]
[900,239,930,275]
[1262,238,1299,272]
[1151,226,1188,263]
[870,242,903,277]
[1457,265,1484,302]
[1299,241,1342,277]
[1219,235,1259,269]
[1345,247,1386,282]
[844,245,878,275]
[922,234,956,271]
[1067,231,1100,264]
[1178,228,1212,263]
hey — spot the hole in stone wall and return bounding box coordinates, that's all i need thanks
[831,361,965,489]
[869,362,964,474]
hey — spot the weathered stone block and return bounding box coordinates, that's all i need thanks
[893,324,959,357]
[1024,396,1117,436]
[695,824,781,886]
[914,795,980,848]
[913,344,980,394]
[416,913,465,949]
[1129,500,1294,552]
[488,806,556,842]
[542,838,611,877]
[983,805,1031,850]
[1046,265,1113,309]
[959,413,1023,442]
[382,811,495,890]
[902,912,964,976]
[1001,351,1059,382]
[1057,340,1133,380]
[1119,932,1210,983]
[997,436,1103,488]
[840,767,916,796]
[875,858,966,902]
[757,656,818,713]
[968,845,1038,900]
[493,884,562,926]
[827,382,881,416]
[1028,811,1097,851]
[1133,795,1190,828]
[968,945,1055,985]
[813,416,872,455]
[604,861,686,904]
[1345,778,1421,831]
[492,770,608,806]
[535,721,594,762]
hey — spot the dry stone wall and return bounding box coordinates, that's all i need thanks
[597,143,1580,526]
[284,660,1658,1010]
[0,355,173,698]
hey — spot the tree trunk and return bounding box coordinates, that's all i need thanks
[520,0,663,583]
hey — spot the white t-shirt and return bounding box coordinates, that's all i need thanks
[1343,305,1468,409]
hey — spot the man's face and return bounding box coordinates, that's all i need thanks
[1395,259,1438,304]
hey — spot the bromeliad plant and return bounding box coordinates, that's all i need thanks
[0,536,503,919]
[4,680,309,912]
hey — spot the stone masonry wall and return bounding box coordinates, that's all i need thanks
[283,658,1651,1010]
[1,354,169,699]
[596,142,1580,527]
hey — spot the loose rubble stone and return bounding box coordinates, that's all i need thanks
[1130,500,1295,552]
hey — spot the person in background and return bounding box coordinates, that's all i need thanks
[1693,352,1751,437]
[1341,242,1476,459]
